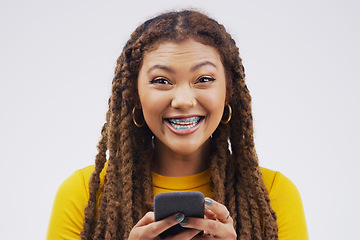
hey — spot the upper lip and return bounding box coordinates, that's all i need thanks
[163,114,204,119]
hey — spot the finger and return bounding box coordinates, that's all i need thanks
[166,229,202,240]
[180,217,236,238]
[204,208,216,220]
[139,213,186,238]
[204,198,230,222]
[191,233,212,240]
[203,208,216,236]
[180,217,221,233]
[134,211,155,227]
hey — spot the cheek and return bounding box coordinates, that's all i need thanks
[198,93,226,126]
[139,92,167,124]
[214,92,227,122]
[203,86,226,113]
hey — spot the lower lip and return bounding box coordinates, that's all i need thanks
[164,118,203,135]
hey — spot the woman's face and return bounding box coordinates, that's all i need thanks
[137,39,227,156]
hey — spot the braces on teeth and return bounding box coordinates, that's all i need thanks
[168,117,202,130]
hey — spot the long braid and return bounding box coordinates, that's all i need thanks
[82,10,278,239]
[231,99,255,238]
[131,128,152,221]
[91,109,122,238]
[139,135,155,212]
[210,123,230,204]
[115,76,134,238]
[225,143,238,231]
[101,80,125,239]
[234,93,264,239]
[80,112,109,239]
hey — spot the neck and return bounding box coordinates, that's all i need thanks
[152,138,211,177]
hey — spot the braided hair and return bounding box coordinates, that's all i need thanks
[80,10,278,239]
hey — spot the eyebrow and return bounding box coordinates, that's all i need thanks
[147,61,217,74]
[147,65,175,74]
[191,61,217,72]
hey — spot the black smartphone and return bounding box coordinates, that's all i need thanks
[154,191,204,239]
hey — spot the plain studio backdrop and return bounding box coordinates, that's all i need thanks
[0,0,359,239]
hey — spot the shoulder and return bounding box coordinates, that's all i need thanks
[260,167,303,206]
[54,165,95,205]
[58,165,96,199]
[46,165,96,239]
[260,167,309,240]
[260,167,297,196]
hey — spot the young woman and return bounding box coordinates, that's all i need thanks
[47,10,308,240]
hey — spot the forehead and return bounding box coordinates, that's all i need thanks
[141,39,223,67]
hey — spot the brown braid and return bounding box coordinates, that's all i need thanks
[81,10,278,239]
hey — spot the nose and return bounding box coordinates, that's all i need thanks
[171,86,196,110]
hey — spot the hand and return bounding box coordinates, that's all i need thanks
[128,211,203,240]
[179,198,237,239]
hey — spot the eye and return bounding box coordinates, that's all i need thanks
[196,76,216,83]
[150,77,172,85]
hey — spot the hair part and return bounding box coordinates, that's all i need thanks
[81,9,278,240]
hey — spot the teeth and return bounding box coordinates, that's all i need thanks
[167,117,202,130]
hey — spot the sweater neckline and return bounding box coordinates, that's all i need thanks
[152,168,211,191]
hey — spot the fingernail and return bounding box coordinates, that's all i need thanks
[179,218,188,226]
[205,198,213,206]
[176,213,185,222]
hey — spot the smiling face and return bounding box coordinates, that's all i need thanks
[137,39,227,156]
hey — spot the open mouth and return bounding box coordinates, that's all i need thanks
[165,116,204,130]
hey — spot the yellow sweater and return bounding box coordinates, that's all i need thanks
[47,166,308,239]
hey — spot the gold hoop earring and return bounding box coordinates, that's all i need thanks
[132,106,145,127]
[221,102,232,124]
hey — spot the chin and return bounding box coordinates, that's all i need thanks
[168,140,207,156]
[171,146,200,156]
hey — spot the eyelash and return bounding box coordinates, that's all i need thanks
[196,76,216,83]
[150,77,171,85]
[150,76,216,85]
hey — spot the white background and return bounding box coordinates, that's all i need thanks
[1,0,359,239]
